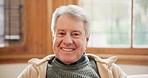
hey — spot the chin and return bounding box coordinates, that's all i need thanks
[61,57,77,64]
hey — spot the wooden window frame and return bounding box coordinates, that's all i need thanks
[0,0,53,63]
[86,48,148,65]
[78,0,148,65]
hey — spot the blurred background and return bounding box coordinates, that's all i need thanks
[0,0,148,78]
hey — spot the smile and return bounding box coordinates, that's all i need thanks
[61,48,75,52]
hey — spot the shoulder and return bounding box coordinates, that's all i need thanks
[86,53,127,78]
[26,54,55,73]
[17,54,55,78]
[86,53,117,66]
[27,54,55,73]
[28,54,55,65]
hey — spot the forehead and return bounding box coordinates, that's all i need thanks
[55,15,85,32]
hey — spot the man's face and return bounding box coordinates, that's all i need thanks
[53,14,89,64]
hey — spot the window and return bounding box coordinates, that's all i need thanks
[80,0,131,48]
[0,0,24,47]
[0,0,147,65]
[0,0,51,63]
[133,0,148,48]
[80,0,148,48]
[0,0,4,47]
[79,0,148,65]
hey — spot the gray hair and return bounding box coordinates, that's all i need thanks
[51,5,91,36]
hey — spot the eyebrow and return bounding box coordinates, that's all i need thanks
[56,29,65,32]
[72,30,81,33]
[57,29,81,32]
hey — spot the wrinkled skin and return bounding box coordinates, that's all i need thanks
[53,14,89,64]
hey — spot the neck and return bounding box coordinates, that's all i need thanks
[55,54,87,65]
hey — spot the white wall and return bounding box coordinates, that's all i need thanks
[0,63,28,78]
[0,63,148,78]
[119,64,148,75]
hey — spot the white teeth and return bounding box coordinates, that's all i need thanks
[61,48,74,52]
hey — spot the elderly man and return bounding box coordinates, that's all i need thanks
[18,5,127,78]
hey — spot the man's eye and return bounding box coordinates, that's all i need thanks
[72,33,80,37]
[57,32,65,37]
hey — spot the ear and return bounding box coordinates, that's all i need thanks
[85,35,90,48]
[52,33,56,43]
[86,35,90,42]
[86,37,89,42]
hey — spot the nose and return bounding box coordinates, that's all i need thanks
[63,33,73,46]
